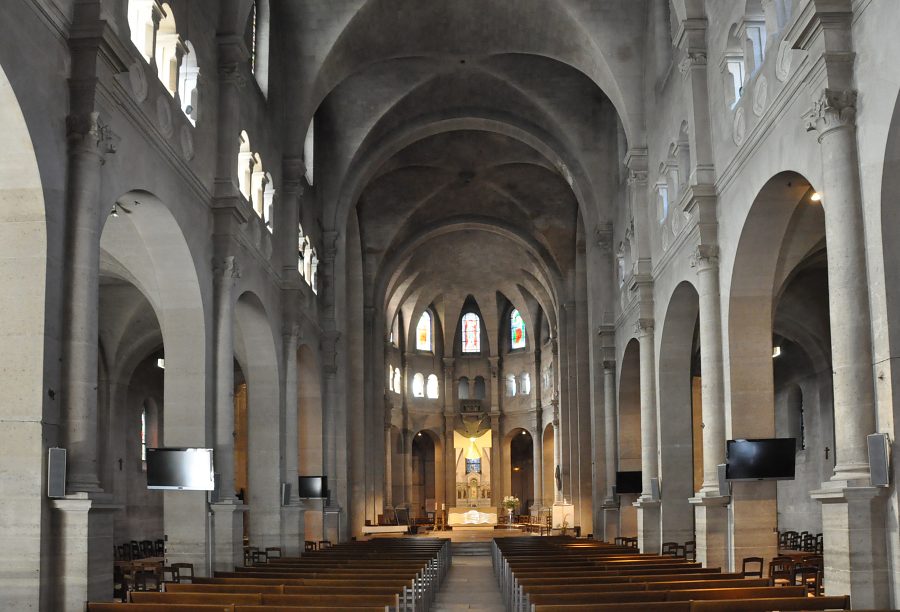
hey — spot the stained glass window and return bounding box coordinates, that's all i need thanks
[426,374,439,399]
[416,311,432,351]
[510,308,526,349]
[461,312,480,353]
[412,373,425,397]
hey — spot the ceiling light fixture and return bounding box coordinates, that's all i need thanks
[772,346,782,358]
[157,358,165,369]
[809,191,822,202]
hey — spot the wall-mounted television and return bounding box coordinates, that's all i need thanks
[147,448,215,490]
[726,438,796,481]
[615,470,642,494]
[298,475,328,499]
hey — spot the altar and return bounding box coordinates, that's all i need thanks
[447,507,498,527]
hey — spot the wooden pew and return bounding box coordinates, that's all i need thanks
[689,596,851,611]
[528,586,806,607]
[130,591,399,608]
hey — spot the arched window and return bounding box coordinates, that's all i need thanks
[247,0,270,95]
[309,249,318,293]
[461,312,481,353]
[474,376,486,400]
[127,0,156,62]
[412,373,425,398]
[505,374,517,397]
[304,118,315,185]
[262,171,275,230]
[155,4,180,96]
[416,311,432,351]
[177,41,200,125]
[392,368,401,394]
[426,374,439,399]
[458,377,470,400]
[298,226,309,276]
[141,404,147,461]
[387,364,393,391]
[519,373,531,395]
[510,308,526,349]
[238,131,254,200]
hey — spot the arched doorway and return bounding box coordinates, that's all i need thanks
[508,428,534,514]
[411,430,439,520]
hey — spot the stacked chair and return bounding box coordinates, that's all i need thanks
[492,536,851,612]
[89,537,450,612]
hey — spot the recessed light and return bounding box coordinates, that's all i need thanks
[810,192,822,202]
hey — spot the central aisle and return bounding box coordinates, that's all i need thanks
[431,549,505,611]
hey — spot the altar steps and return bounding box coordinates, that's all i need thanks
[452,541,492,556]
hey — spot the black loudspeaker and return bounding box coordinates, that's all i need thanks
[47,447,66,498]
[650,477,660,501]
[281,482,291,506]
[868,433,890,487]
[717,463,730,496]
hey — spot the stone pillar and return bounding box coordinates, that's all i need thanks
[805,89,888,607]
[149,5,162,70]
[551,399,561,502]
[531,349,543,513]
[442,358,457,510]
[172,38,186,107]
[279,159,304,277]
[401,352,413,507]
[686,244,730,568]
[601,360,620,541]
[633,318,660,553]
[210,256,246,571]
[280,325,303,556]
[490,412,501,506]
[61,112,116,494]
[383,417,393,508]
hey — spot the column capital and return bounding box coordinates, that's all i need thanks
[282,157,306,194]
[678,51,708,77]
[214,255,241,280]
[633,318,655,338]
[321,329,340,376]
[218,62,248,89]
[67,112,119,160]
[804,88,856,140]
[690,244,720,271]
[602,360,616,373]
[624,147,648,174]
[282,323,301,342]
[594,222,614,253]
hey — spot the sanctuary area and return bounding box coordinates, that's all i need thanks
[2,0,900,610]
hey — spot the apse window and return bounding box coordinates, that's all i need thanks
[416,311,433,351]
[393,368,401,395]
[510,308,526,349]
[519,373,531,395]
[412,373,425,398]
[461,312,481,353]
[426,374,440,399]
[505,374,517,397]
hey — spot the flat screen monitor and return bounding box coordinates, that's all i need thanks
[298,475,327,499]
[726,438,796,480]
[146,448,214,490]
[615,470,642,494]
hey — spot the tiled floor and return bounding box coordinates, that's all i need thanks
[431,555,505,611]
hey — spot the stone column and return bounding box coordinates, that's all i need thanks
[383,417,393,508]
[805,89,888,607]
[210,256,246,571]
[490,413,501,506]
[401,352,414,507]
[443,357,457,512]
[280,325,303,556]
[601,360,620,541]
[687,244,730,569]
[633,318,660,553]
[61,112,116,494]
[551,399,561,502]
[531,347,543,513]
[149,5,162,70]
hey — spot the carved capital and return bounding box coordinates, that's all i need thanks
[602,360,616,373]
[322,230,339,263]
[282,323,301,341]
[219,62,248,89]
[804,88,856,139]
[633,318,654,337]
[214,255,241,280]
[679,51,708,76]
[690,244,719,271]
[321,330,341,376]
[66,112,119,159]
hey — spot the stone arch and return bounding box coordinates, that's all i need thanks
[0,58,48,610]
[656,280,699,544]
[504,427,534,513]
[725,170,820,567]
[234,291,281,549]
[411,429,444,518]
[618,338,641,537]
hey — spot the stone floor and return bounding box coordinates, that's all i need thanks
[431,554,505,611]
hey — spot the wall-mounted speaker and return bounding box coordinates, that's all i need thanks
[868,433,891,487]
[717,463,730,497]
[47,447,66,498]
[281,482,292,506]
[650,477,660,501]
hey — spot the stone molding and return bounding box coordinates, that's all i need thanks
[679,51,708,77]
[214,255,241,280]
[633,318,654,337]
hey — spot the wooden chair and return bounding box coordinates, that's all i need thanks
[161,566,179,584]
[814,532,824,555]
[172,563,194,583]
[318,540,332,550]
[682,541,696,562]
[243,546,257,566]
[113,565,128,602]
[768,556,794,585]
[540,511,553,536]
[304,540,317,552]
[131,569,160,592]
[264,547,282,560]
[154,539,165,557]
[741,556,763,578]
[251,549,268,564]
[793,564,821,596]
[129,541,141,559]
[661,542,679,557]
